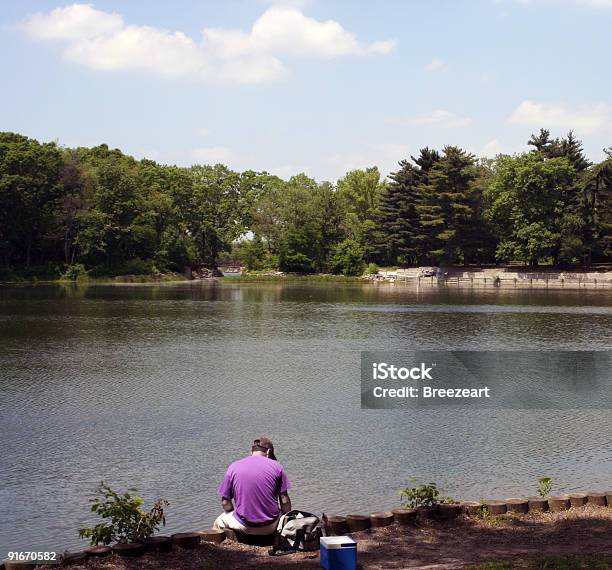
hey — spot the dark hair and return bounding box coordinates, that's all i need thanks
[252,438,277,460]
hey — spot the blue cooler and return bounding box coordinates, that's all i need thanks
[320,536,357,570]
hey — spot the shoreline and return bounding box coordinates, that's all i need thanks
[1,267,612,290]
[30,498,612,570]
[370,266,612,291]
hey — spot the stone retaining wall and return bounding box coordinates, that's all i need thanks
[373,267,612,289]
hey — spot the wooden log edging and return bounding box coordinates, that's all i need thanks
[61,551,89,565]
[329,515,349,535]
[84,545,112,557]
[112,542,146,557]
[486,500,507,516]
[506,498,529,514]
[370,511,394,527]
[3,562,40,570]
[549,495,571,511]
[568,493,588,508]
[172,532,201,549]
[527,497,548,512]
[38,486,611,564]
[437,503,462,520]
[392,507,418,525]
[198,528,226,544]
[143,535,173,551]
[461,501,483,516]
[346,514,371,532]
[587,492,607,507]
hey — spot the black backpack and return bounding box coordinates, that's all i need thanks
[269,510,328,555]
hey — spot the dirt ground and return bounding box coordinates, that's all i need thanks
[40,505,612,569]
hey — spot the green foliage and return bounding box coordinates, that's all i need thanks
[477,499,490,519]
[0,132,64,268]
[60,263,87,281]
[377,150,434,265]
[232,236,270,270]
[1,130,611,277]
[377,146,491,265]
[485,153,574,265]
[78,481,169,545]
[537,476,553,498]
[397,479,451,508]
[337,167,386,261]
[364,262,379,275]
[328,239,365,276]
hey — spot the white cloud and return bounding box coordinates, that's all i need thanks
[197,128,211,136]
[479,139,505,157]
[508,100,611,134]
[22,3,122,40]
[19,4,395,83]
[391,109,472,128]
[424,58,447,72]
[191,146,234,163]
[268,164,308,179]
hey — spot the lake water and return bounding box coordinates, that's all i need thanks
[1,281,611,556]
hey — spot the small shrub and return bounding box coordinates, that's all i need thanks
[478,499,490,518]
[397,478,452,508]
[537,476,553,498]
[60,263,88,281]
[364,262,379,275]
[79,481,169,545]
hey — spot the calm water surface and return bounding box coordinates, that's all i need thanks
[0,281,611,556]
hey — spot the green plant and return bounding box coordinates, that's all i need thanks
[328,239,365,276]
[537,476,553,498]
[60,263,88,281]
[398,478,446,508]
[79,481,169,545]
[364,262,379,275]
[477,499,490,519]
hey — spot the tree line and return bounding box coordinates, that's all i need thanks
[0,130,610,279]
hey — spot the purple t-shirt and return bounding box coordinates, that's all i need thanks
[218,455,291,526]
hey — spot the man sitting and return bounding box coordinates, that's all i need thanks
[213,437,292,535]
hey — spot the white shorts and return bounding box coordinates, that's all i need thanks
[213,511,279,535]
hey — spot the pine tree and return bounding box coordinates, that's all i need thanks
[556,132,593,265]
[580,156,612,266]
[560,131,591,172]
[376,161,421,264]
[376,148,440,265]
[528,129,554,155]
[417,146,476,264]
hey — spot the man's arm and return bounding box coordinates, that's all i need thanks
[221,496,234,513]
[280,491,291,514]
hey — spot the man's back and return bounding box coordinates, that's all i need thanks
[218,454,290,525]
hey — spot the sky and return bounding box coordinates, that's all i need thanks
[1,0,611,181]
